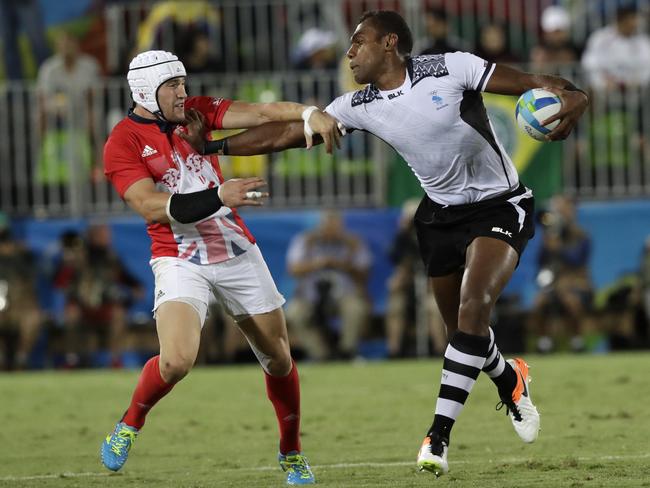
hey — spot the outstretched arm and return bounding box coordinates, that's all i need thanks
[220,101,340,152]
[220,121,314,156]
[485,64,589,141]
[181,110,329,156]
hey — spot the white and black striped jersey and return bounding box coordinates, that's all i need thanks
[325,52,521,206]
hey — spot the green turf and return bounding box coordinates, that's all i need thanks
[1,353,649,487]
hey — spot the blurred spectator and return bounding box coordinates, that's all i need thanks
[582,6,650,90]
[53,224,143,368]
[0,213,42,370]
[51,230,86,366]
[286,211,371,360]
[290,28,339,107]
[385,199,446,358]
[595,270,643,350]
[640,237,650,340]
[136,1,220,54]
[417,7,467,55]
[36,31,101,191]
[175,25,223,75]
[528,196,593,353]
[474,22,521,65]
[642,237,650,302]
[292,28,338,71]
[592,236,650,350]
[530,6,581,72]
[0,0,50,80]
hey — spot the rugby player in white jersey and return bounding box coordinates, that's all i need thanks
[100,50,341,485]
[184,10,588,477]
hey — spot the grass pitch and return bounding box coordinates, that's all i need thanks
[0,353,649,487]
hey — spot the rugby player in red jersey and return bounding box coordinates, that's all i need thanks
[100,50,339,485]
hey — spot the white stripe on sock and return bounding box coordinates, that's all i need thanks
[485,345,498,365]
[441,369,477,392]
[485,353,506,377]
[485,328,498,364]
[446,344,486,369]
[434,397,465,419]
[483,327,507,378]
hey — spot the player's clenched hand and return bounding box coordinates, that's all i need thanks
[179,108,208,153]
[305,110,341,153]
[219,177,269,207]
[541,87,589,141]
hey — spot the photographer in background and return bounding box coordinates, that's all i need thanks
[385,199,446,358]
[0,213,43,370]
[642,238,650,330]
[528,195,593,353]
[286,211,371,360]
[53,224,143,368]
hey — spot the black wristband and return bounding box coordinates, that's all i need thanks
[563,82,588,97]
[167,188,223,224]
[204,138,229,155]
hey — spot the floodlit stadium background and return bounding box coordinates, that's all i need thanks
[0,1,648,375]
[1,1,650,487]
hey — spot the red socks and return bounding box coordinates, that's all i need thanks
[121,354,301,454]
[122,355,174,430]
[265,361,301,454]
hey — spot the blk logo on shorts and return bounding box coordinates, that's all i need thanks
[491,226,513,238]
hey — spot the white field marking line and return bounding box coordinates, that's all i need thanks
[227,451,650,472]
[3,452,649,481]
[0,472,113,482]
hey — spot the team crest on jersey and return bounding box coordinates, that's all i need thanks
[410,55,449,87]
[429,91,449,110]
[161,168,180,191]
[351,85,383,107]
[184,153,206,174]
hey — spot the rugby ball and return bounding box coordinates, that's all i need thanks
[515,88,562,141]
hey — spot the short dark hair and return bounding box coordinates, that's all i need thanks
[616,6,638,21]
[358,10,413,56]
[426,7,448,21]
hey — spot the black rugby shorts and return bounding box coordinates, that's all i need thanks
[414,184,535,277]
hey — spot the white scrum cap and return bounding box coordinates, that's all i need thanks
[127,50,187,115]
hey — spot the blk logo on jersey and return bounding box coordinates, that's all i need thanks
[388,90,404,100]
[491,226,513,238]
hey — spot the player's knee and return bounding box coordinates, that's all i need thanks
[458,294,494,330]
[160,355,194,383]
[265,353,292,377]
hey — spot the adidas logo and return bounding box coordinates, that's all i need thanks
[141,145,158,157]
